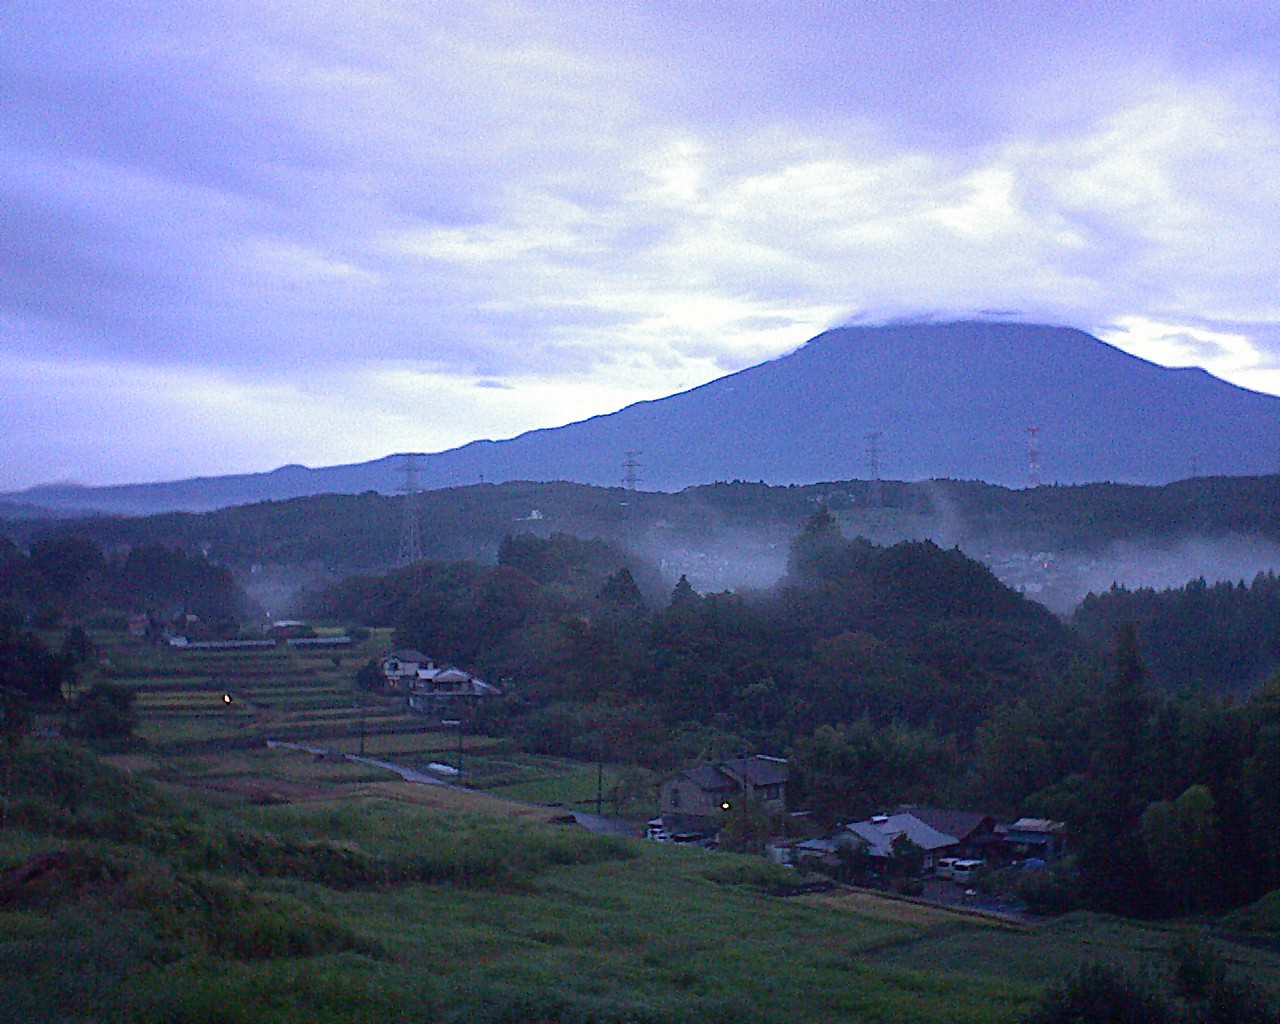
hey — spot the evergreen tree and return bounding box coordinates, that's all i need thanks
[669,574,698,610]
[597,567,645,609]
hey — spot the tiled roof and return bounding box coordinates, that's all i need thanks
[387,649,429,663]
[845,813,960,856]
[680,765,737,792]
[720,756,789,787]
[901,808,993,842]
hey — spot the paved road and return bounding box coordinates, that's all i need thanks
[918,877,1035,923]
[568,810,641,838]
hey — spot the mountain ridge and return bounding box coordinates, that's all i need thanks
[10,320,1280,515]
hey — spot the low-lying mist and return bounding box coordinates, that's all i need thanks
[632,519,1280,617]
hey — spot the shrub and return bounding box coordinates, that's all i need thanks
[71,683,136,739]
[1024,961,1173,1024]
[703,859,805,896]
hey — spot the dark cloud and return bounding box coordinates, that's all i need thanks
[2,1,1279,489]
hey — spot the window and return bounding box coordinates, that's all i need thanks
[670,787,681,809]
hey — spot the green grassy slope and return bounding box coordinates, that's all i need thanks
[4,742,1279,1024]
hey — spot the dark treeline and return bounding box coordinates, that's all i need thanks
[305,515,1071,772]
[8,474,1280,578]
[0,535,251,628]
[1074,572,1280,694]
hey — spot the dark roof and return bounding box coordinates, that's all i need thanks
[721,755,789,787]
[899,808,994,842]
[679,765,737,792]
[387,649,429,663]
[669,755,789,793]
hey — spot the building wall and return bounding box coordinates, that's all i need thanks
[659,778,725,820]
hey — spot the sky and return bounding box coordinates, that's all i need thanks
[4,1,1280,491]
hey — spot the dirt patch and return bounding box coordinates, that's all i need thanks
[798,887,1022,929]
[351,780,566,822]
[101,754,160,774]
[179,776,339,804]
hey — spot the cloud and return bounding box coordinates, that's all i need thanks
[2,1,1280,488]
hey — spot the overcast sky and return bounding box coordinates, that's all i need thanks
[4,1,1280,490]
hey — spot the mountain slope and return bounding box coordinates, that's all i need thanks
[10,321,1280,514]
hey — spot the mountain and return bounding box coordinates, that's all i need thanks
[8,321,1280,515]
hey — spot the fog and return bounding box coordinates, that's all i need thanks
[631,513,1280,617]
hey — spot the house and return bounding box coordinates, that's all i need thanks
[380,649,431,690]
[286,635,353,649]
[1000,818,1067,860]
[658,755,789,835]
[269,620,314,640]
[406,665,500,715]
[838,807,999,873]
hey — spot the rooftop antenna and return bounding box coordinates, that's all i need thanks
[1026,426,1042,488]
[397,453,423,567]
[865,431,883,507]
[622,450,642,491]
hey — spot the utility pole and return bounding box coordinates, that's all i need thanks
[396,454,423,567]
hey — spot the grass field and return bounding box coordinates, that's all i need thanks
[5,740,1279,1024]
[18,629,1278,1021]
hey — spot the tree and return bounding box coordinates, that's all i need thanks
[1076,623,1156,914]
[669,575,699,610]
[0,687,28,828]
[0,628,71,704]
[1140,785,1221,914]
[786,506,845,579]
[718,796,771,854]
[597,567,645,610]
[889,834,925,878]
[61,625,94,665]
[71,683,136,739]
[1025,962,1174,1024]
[355,659,383,691]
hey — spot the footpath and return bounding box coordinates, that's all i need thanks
[265,739,639,837]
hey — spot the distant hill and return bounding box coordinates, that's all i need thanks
[7,321,1280,516]
[7,475,1280,616]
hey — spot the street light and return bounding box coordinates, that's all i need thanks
[222,693,233,706]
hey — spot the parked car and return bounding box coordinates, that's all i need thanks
[951,859,984,883]
[936,856,959,879]
[645,819,671,843]
[670,832,712,847]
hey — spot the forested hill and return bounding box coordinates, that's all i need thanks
[305,520,1074,752]
[9,322,1280,515]
[5,475,1280,614]
[1074,573,1280,695]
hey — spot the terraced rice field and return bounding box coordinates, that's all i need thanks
[86,628,655,818]
[85,629,428,751]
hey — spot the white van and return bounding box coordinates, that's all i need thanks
[951,859,984,883]
[936,857,959,879]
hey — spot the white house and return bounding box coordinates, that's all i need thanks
[406,663,500,714]
[380,649,432,690]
